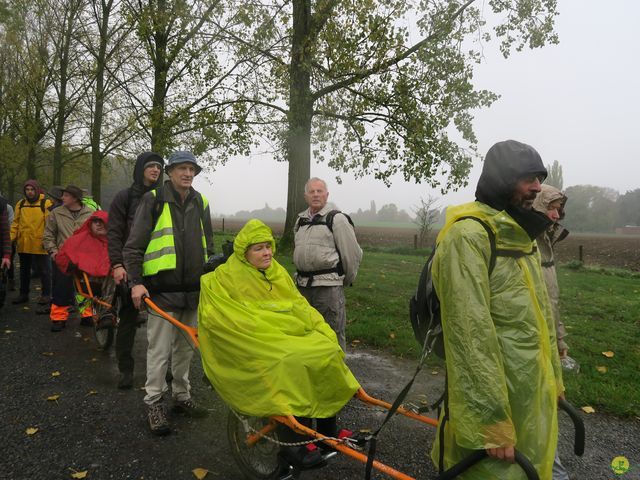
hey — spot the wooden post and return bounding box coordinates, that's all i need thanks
[222,218,225,233]
[579,245,583,262]
[414,234,418,249]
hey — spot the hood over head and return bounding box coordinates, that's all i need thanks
[532,184,567,214]
[233,219,277,264]
[23,179,43,199]
[475,140,551,240]
[86,210,109,237]
[132,152,164,187]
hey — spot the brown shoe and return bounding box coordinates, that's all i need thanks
[147,402,171,436]
[172,398,208,418]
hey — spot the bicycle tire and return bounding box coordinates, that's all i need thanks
[227,410,288,480]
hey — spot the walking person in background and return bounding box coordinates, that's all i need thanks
[293,177,362,351]
[431,140,565,479]
[533,185,578,374]
[108,152,164,389]
[10,180,52,305]
[43,185,93,332]
[124,151,214,435]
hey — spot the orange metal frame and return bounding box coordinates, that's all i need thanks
[144,295,435,479]
[73,271,112,309]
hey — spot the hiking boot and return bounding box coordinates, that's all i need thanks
[117,371,133,390]
[8,279,15,291]
[12,294,29,304]
[37,295,51,305]
[50,321,64,332]
[147,402,171,436]
[36,305,51,315]
[80,317,93,327]
[97,312,115,330]
[172,398,209,418]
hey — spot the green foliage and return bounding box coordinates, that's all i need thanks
[563,185,619,233]
[545,159,563,189]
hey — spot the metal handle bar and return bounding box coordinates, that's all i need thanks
[142,294,200,348]
[559,398,585,456]
[437,449,539,480]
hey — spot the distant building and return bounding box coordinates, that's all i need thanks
[615,226,640,235]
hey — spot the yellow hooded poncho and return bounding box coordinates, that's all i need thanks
[431,202,564,480]
[198,219,360,418]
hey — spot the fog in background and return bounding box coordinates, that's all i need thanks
[195,1,640,218]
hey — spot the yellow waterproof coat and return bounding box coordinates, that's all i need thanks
[198,219,360,418]
[431,202,564,480]
[10,194,52,254]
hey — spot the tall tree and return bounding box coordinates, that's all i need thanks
[545,159,563,189]
[48,0,90,184]
[119,0,251,158]
[214,0,560,247]
[78,0,135,202]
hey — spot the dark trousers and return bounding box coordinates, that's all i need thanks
[279,416,338,443]
[18,253,51,296]
[51,262,74,306]
[115,288,140,374]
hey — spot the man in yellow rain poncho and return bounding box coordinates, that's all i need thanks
[431,140,565,480]
[198,219,360,465]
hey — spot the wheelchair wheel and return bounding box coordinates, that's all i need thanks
[92,296,118,351]
[227,410,289,480]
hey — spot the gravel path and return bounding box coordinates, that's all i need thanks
[1,297,638,480]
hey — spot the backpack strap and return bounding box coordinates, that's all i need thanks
[17,198,47,215]
[295,210,353,286]
[456,216,497,275]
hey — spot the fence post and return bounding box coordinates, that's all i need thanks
[414,234,418,249]
[222,218,225,233]
[579,245,583,262]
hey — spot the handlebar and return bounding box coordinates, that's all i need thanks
[559,398,585,456]
[437,449,539,480]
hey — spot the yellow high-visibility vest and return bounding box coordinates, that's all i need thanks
[142,190,209,277]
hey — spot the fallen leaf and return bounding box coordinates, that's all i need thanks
[596,366,607,373]
[47,394,60,401]
[4,330,15,334]
[51,371,61,377]
[90,358,98,363]
[22,306,30,310]
[388,332,396,339]
[83,338,90,342]
[70,470,88,479]
[581,406,596,414]
[431,370,439,375]
[602,351,615,358]
[192,468,208,479]
[42,352,54,356]
[350,339,361,345]
[86,390,97,396]
[25,427,38,435]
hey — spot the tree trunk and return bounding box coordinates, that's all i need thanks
[150,0,168,156]
[281,0,313,251]
[90,0,111,203]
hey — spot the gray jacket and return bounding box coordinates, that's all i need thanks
[293,205,362,287]
[123,181,214,311]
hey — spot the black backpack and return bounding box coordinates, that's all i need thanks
[204,240,234,273]
[409,216,497,358]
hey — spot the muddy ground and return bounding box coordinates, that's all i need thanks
[1,296,639,480]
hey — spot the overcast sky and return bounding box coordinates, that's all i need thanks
[195,1,640,217]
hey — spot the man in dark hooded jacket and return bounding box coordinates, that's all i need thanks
[430,140,565,479]
[108,152,164,389]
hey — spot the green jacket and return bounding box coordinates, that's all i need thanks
[431,201,563,480]
[198,219,360,417]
